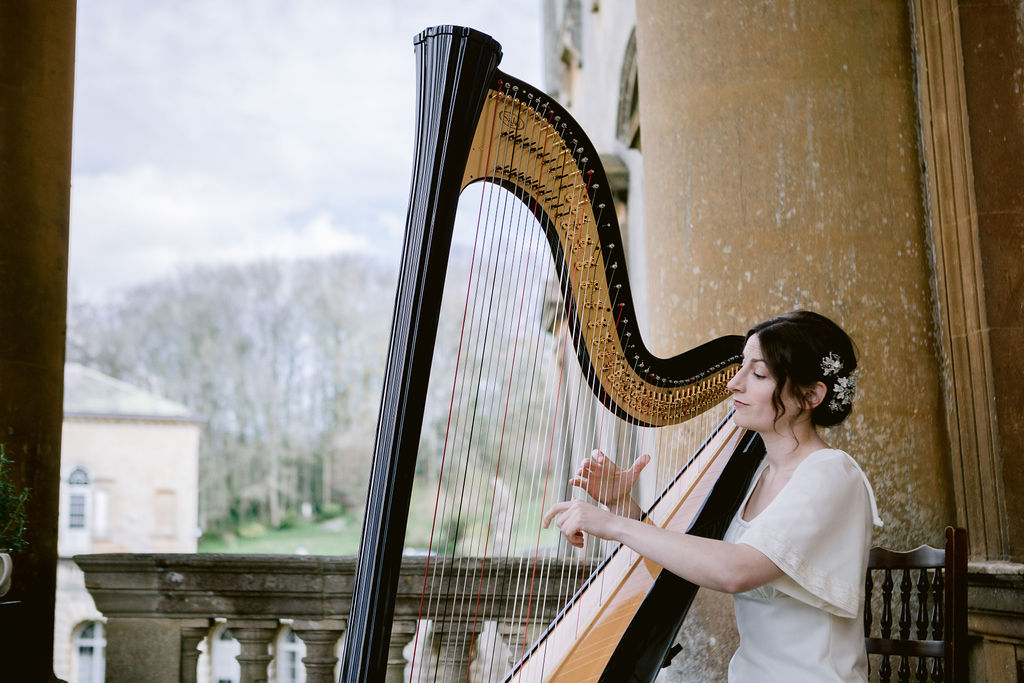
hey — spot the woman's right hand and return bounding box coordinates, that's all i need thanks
[571,450,650,518]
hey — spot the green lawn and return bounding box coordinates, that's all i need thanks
[197,479,558,557]
[198,515,363,555]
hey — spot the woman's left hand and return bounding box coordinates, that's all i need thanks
[542,499,619,548]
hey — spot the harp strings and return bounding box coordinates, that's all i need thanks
[408,84,563,679]
[404,82,725,681]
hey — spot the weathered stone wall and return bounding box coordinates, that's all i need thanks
[635,0,953,541]
[633,2,956,678]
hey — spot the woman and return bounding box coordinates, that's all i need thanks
[542,310,882,682]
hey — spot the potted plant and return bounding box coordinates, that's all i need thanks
[0,445,29,597]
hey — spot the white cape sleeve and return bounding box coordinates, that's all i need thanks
[736,449,881,618]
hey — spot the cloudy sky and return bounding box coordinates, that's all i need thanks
[70,0,543,299]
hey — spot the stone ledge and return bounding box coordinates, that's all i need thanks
[74,553,580,622]
[967,561,1024,644]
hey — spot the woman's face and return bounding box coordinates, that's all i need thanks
[726,335,803,433]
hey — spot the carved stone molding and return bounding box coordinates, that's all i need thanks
[910,0,1003,560]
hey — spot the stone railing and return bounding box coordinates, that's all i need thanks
[75,553,580,683]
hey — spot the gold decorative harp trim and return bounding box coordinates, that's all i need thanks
[462,87,738,427]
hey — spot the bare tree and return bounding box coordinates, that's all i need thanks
[67,254,395,532]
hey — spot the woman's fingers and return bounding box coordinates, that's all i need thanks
[543,500,609,548]
[623,453,651,484]
[541,500,571,528]
[553,502,586,547]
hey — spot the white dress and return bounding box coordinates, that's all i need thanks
[722,448,882,683]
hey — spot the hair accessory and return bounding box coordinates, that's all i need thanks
[820,351,843,377]
[829,372,857,412]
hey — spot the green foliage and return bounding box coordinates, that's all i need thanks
[277,512,303,530]
[0,446,29,553]
[316,502,345,521]
[236,521,268,539]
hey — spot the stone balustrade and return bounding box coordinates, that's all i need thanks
[75,553,581,683]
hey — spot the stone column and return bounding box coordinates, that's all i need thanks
[635,0,953,539]
[634,1,955,679]
[228,619,278,683]
[292,618,345,683]
[179,620,211,683]
[0,1,75,680]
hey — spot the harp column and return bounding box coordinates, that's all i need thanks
[634,0,955,679]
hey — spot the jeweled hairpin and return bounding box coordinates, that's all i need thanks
[829,373,857,412]
[821,351,843,377]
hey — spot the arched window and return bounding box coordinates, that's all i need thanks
[616,28,641,151]
[63,466,94,555]
[68,466,90,529]
[68,466,90,485]
[276,627,306,683]
[72,621,106,683]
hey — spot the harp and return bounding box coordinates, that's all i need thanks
[341,26,765,682]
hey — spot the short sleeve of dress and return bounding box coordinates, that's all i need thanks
[736,449,880,618]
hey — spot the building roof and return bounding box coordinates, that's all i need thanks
[63,363,202,422]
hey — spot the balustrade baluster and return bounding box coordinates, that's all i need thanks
[293,618,346,683]
[179,620,210,683]
[228,618,278,683]
[430,620,478,683]
[385,618,419,682]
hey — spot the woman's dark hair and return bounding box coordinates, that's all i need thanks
[746,310,858,427]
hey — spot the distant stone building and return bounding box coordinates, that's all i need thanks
[53,363,201,682]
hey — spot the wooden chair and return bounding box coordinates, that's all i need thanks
[864,526,968,682]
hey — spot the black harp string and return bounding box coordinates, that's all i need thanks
[488,89,571,675]
[544,125,597,633]
[457,87,533,657]
[504,105,590,666]
[446,84,524,672]
[507,108,573,657]
[420,76,730,681]
[413,84,550,680]
[472,90,552,671]
[475,88,548,655]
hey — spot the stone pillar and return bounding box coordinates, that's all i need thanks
[179,620,210,683]
[635,0,953,537]
[913,2,1024,676]
[385,618,419,683]
[634,1,955,679]
[105,617,182,683]
[228,619,278,683]
[292,618,346,683]
[940,0,1023,561]
[0,1,75,680]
